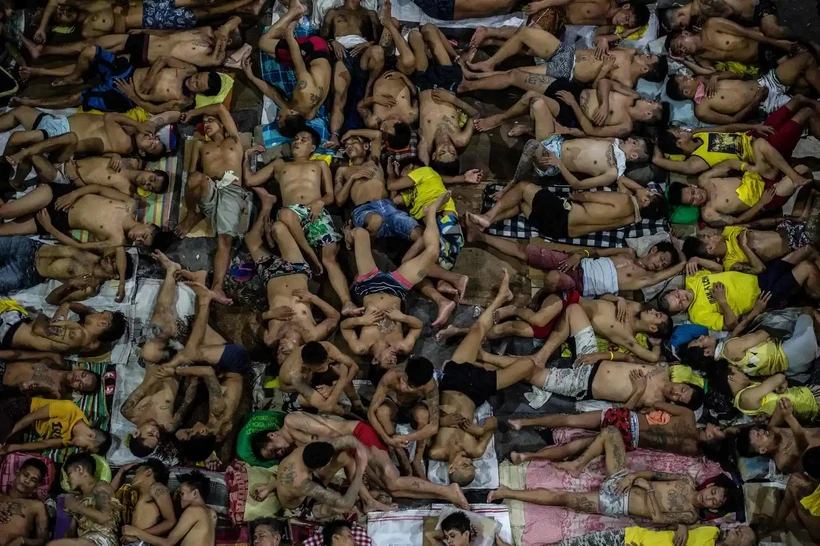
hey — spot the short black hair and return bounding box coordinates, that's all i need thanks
[301,341,328,366]
[279,113,307,138]
[658,290,675,316]
[405,356,434,387]
[64,452,96,476]
[251,430,274,460]
[19,458,47,480]
[678,344,713,373]
[429,158,460,177]
[682,236,709,260]
[322,520,352,546]
[668,182,685,206]
[124,253,136,280]
[666,76,688,102]
[735,426,763,458]
[658,129,685,156]
[151,170,170,193]
[298,127,321,147]
[640,193,668,220]
[91,428,112,455]
[140,458,170,485]
[205,72,222,96]
[632,4,651,27]
[386,122,412,150]
[709,473,742,515]
[98,311,127,343]
[80,370,101,393]
[129,435,156,458]
[658,7,681,32]
[682,384,705,410]
[303,441,334,470]
[654,241,680,266]
[665,31,683,56]
[804,446,820,481]
[629,136,653,163]
[253,518,284,538]
[656,314,673,338]
[643,55,668,83]
[657,102,671,126]
[441,511,471,534]
[180,470,210,499]
[182,434,216,463]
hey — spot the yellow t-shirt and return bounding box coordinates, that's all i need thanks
[624,525,719,546]
[801,485,820,516]
[735,172,765,208]
[401,167,457,220]
[195,73,234,108]
[691,132,754,167]
[721,227,748,272]
[670,364,706,389]
[722,339,788,377]
[734,384,819,421]
[29,398,89,446]
[685,270,760,331]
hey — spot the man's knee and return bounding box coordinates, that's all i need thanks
[277,207,299,225]
[217,233,233,248]
[271,220,289,238]
[321,243,339,263]
[375,404,393,422]
[186,172,208,193]
[364,213,383,234]
[366,44,385,65]
[420,23,437,37]
[79,44,98,60]
[352,226,370,241]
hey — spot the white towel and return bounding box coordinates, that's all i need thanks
[336,34,369,49]
[580,256,619,297]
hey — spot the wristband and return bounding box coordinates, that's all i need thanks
[609,351,614,361]
[583,250,590,256]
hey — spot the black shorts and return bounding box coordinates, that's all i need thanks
[753,0,777,23]
[757,42,782,72]
[529,188,571,239]
[581,361,602,400]
[413,64,463,93]
[757,259,798,308]
[439,361,497,408]
[544,78,586,129]
[391,399,427,429]
[215,343,251,375]
[35,184,75,236]
[124,34,151,69]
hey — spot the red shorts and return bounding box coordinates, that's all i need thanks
[525,245,584,292]
[353,422,387,452]
[763,176,791,211]
[530,290,582,338]
[274,36,331,67]
[749,104,802,211]
[601,407,636,452]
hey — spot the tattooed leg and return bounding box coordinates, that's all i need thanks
[601,426,628,476]
[369,448,469,509]
[511,437,596,465]
[555,432,606,477]
[487,485,600,513]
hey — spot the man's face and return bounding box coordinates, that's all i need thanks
[131,465,154,489]
[344,137,367,159]
[448,453,474,478]
[373,347,398,368]
[14,465,43,497]
[292,131,316,157]
[696,485,726,509]
[623,137,647,162]
[65,466,85,490]
[673,74,698,99]
[663,382,694,405]
[635,54,658,73]
[444,529,471,546]
[671,32,698,57]
[136,171,165,192]
[202,115,223,139]
[664,7,690,31]
[689,334,717,357]
[73,427,99,451]
[68,369,98,393]
[612,5,636,27]
[681,185,709,206]
[702,423,724,442]
[179,483,198,508]
[84,311,113,333]
[721,526,756,546]
[186,73,211,94]
[634,187,658,209]
[136,132,164,156]
[253,525,281,546]
[380,119,399,136]
[433,141,457,162]
[633,100,660,122]
[127,223,157,247]
[133,420,161,449]
[54,5,79,24]
[663,289,693,313]
[750,428,775,454]
[668,127,694,150]
[331,527,355,546]
[642,246,672,271]
[639,309,668,331]
[260,431,293,460]
[699,233,725,257]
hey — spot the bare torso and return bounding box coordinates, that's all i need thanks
[703,177,747,214]
[567,193,637,237]
[0,496,41,546]
[133,67,188,104]
[131,490,161,531]
[773,427,820,473]
[699,80,759,117]
[746,229,791,262]
[608,254,655,290]
[346,161,387,205]
[590,362,667,404]
[626,479,696,521]
[419,90,459,143]
[700,24,759,62]
[277,160,324,206]
[371,76,416,126]
[358,293,405,353]
[636,412,700,455]
[68,115,132,154]
[561,138,617,177]
[573,49,636,87]
[199,137,244,181]
[66,194,134,245]
[566,0,615,25]
[179,505,216,546]
[67,156,140,194]
[429,390,479,460]
[579,89,634,132]
[2,360,68,398]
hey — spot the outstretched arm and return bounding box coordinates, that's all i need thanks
[184,104,240,140]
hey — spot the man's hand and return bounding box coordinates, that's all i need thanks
[555,90,578,108]
[36,209,53,229]
[245,144,265,159]
[441,412,466,427]
[593,37,609,60]
[350,42,371,57]
[33,28,47,44]
[116,284,126,303]
[543,150,562,169]
[706,75,719,98]
[778,397,793,416]
[753,124,776,136]
[592,100,609,126]
[308,200,324,222]
[241,55,254,76]
[463,169,484,184]
[615,473,637,495]
[774,374,788,394]
[616,297,628,323]
[54,192,79,211]
[576,352,606,364]
[431,89,452,105]
[673,525,689,546]
[250,483,275,501]
[685,258,700,277]
[114,78,138,100]
[373,95,397,107]
[384,308,404,321]
[361,306,384,325]
[758,185,777,206]
[712,281,727,303]
[329,40,346,59]
[292,287,314,304]
[558,253,582,272]
[629,369,646,392]
[753,291,772,314]
[154,364,176,379]
[267,306,295,321]
[387,435,410,449]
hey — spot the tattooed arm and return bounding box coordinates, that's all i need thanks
[69,483,116,526]
[367,372,398,443]
[300,436,367,510]
[144,483,177,536]
[166,377,200,433]
[120,371,160,420]
[125,505,202,546]
[397,385,440,442]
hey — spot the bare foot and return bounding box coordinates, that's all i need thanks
[363,497,397,513]
[17,67,36,82]
[466,212,491,230]
[436,280,459,298]
[411,459,425,478]
[211,286,234,305]
[432,299,457,328]
[474,115,504,133]
[341,301,359,317]
[287,0,307,18]
[423,190,452,217]
[19,35,43,59]
[51,74,82,87]
[217,15,242,35]
[185,281,213,302]
[342,221,355,250]
[470,26,488,48]
[465,221,482,243]
[496,268,513,305]
[508,123,532,137]
[153,250,181,273]
[435,324,463,343]
[494,304,516,322]
[5,152,24,169]
[467,59,495,73]
[554,461,584,478]
[175,269,205,283]
[252,187,278,209]
[449,483,470,510]
[381,0,394,25]
[174,212,203,238]
[453,274,469,301]
[508,419,522,431]
[510,451,528,465]
[487,486,509,503]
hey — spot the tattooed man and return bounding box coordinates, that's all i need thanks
[0,350,98,399]
[110,459,177,546]
[0,458,48,546]
[489,427,740,525]
[60,453,122,546]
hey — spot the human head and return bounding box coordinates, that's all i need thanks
[185,72,222,96]
[302,341,329,370]
[322,520,354,546]
[683,334,719,360]
[659,288,694,315]
[636,189,668,220]
[803,446,820,481]
[135,131,166,158]
[440,511,473,546]
[253,518,284,546]
[639,308,673,338]
[404,356,434,388]
[663,382,704,410]
[14,458,47,497]
[736,426,777,457]
[382,120,412,150]
[98,252,136,280]
[666,73,699,101]
[343,135,369,159]
[719,525,757,546]
[666,30,699,58]
[659,6,690,32]
[612,3,649,27]
[669,181,709,208]
[641,241,680,272]
[697,474,740,516]
[64,452,97,491]
[274,332,301,364]
[303,442,335,470]
[127,222,161,248]
[448,452,475,487]
[201,113,225,139]
[134,170,169,193]
[66,368,100,394]
[132,458,170,489]
[251,429,293,461]
[636,54,667,83]
[621,136,652,163]
[179,470,210,508]
[659,127,697,156]
[292,128,320,159]
[430,158,460,177]
[80,310,126,343]
[53,4,80,24]
[177,422,216,462]
[129,419,161,456]
[688,232,727,260]
[432,130,458,165]
[278,110,307,138]
[631,99,667,126]
[73,426,110,454]
[372,343,398,368]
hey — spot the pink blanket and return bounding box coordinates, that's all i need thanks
[521,428,726,545]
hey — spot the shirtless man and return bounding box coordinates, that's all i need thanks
[668,160,810,227]
[488,426,738,525]
[278,341,364,415]
[0,302,125,355]
[666,17,795,68]
[339,195,448,368]
[736,398,820,473]
[122,471,216,546]
[251,413,469,511]
[174,104,248,304]
[660,0,790,39]
[321,0,379,58]
[0,350,98,399]
[21,17,242,69]
[110,459,176,546]
[428,270,535,486]
[357,70,418,136]
[0,459,48,546]
[466,179,667,240]
[243,190,340,362]
[508,403,727,467]
[56,452,121,546]
[367,357,439,476]
[258,1,331,124]
[666,57,820,126]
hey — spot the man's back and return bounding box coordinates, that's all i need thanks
[179,504,217,546]
[275,448,312,509]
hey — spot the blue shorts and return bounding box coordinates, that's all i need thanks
[436,212,463,270]
[0,237,45,295]
[80,47,136,113]
[143,0,197,29]
[352,199,419,240]
[215,343,251,375]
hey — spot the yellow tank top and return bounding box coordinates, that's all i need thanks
[670,365,706,389]
[721,227,748,271]
[624,525,719,546]
[734,384,819,421]
[801,485,820,516]
[691,132,754,167]
[722,339,788,377]
[735,171,765,208]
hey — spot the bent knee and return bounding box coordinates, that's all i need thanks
[420,23,437,35]
[278,208,299,224]
[364,213,383,233]
[187,172,209,189]
[375,404,393,421]
[412,406,430,424]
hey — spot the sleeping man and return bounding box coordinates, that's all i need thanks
[0,350,99,399]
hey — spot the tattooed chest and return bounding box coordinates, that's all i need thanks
[0,500,25,519]
[663,483,690,512]
[30,363,57,387]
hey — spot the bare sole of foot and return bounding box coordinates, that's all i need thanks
[554,461,583,478]
[19,35,42,59]
[153,250,181,272]
[432,299,456,328]
[469,26,488,48]
[454,274,469,301]
[466,212,491,230]
[435,324,462,343]
[210,286,234,305]
[184,280,214,302]
[450,484,470,510]
[364,498,398,513]
[436,280,459,298]
[423,190,452,217]
[252,186,278,208]
[497,268,513,304]
[467,59,495,73]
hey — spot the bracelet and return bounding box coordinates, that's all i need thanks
[609,351,614,361]
[583,249,590,256]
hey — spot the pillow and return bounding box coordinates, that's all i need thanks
[226,460,249,526]
[0,452,55,501]
[737,456,772,482]
[60,454,111,492]
[435,507,500,546]
[618,7,660,50]
[236,411,286,468]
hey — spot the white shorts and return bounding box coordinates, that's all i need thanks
[757,70,791,113]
